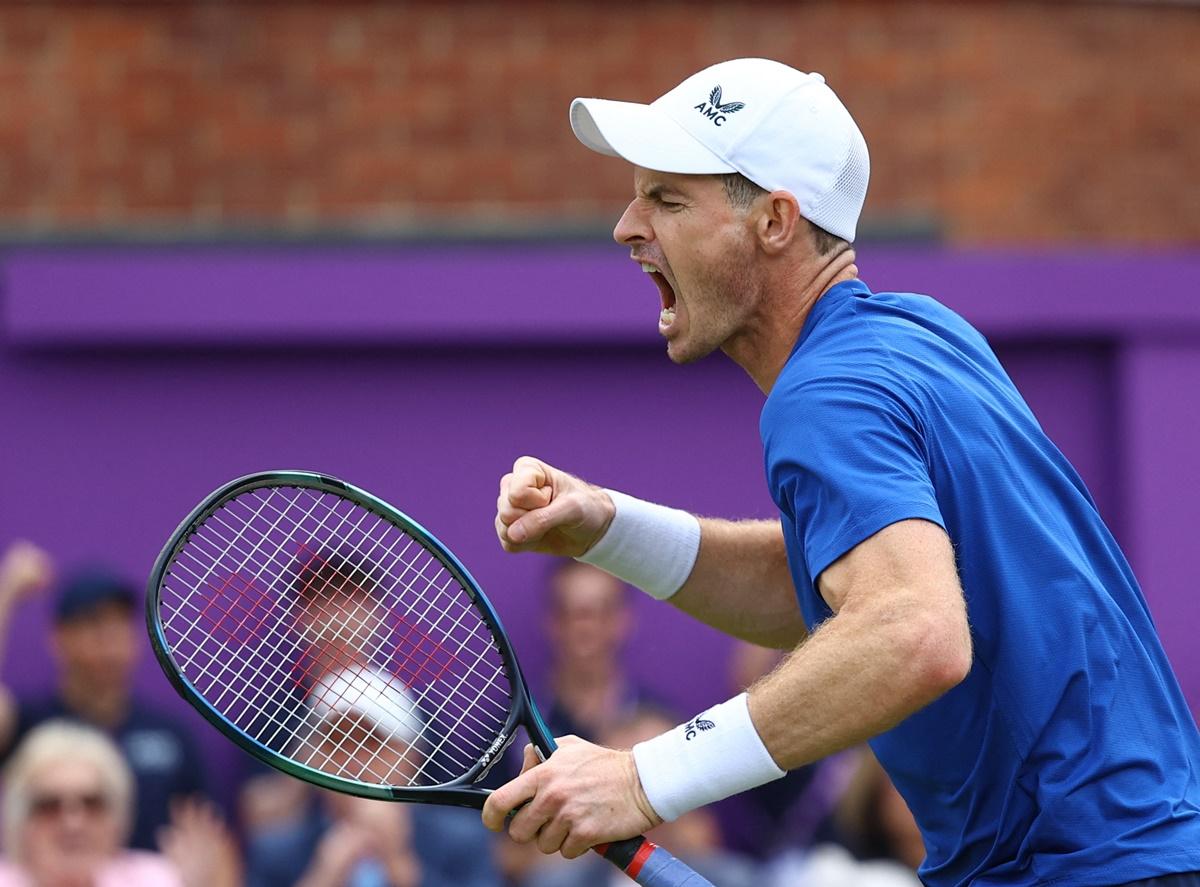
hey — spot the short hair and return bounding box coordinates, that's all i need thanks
[808,221,849,258]
[717,171,850,257]
[2,720,133,858]
[292,549,377,602]
[718,171,767,210]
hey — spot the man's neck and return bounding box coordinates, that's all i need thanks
[729,250,859,394]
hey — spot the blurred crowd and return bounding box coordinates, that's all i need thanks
[0,541,925,887]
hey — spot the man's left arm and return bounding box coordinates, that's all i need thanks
[482,518,972,855]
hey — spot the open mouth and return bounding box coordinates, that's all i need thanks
[640,262,677,330]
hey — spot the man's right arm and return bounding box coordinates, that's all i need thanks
[495,457,805,649]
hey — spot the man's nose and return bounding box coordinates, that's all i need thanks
[613,200,650,246]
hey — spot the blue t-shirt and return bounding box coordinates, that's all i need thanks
[760,279,1200,886]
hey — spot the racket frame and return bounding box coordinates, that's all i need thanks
[145,470,555,809]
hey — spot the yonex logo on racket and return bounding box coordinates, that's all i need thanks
[476,732,509,774]
[694,85,745,127]
[684,717,716,740]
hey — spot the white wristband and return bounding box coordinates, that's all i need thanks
[577,489,700,601]
[631,693,785,822]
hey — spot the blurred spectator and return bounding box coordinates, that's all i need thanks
[516,704,760,887]
[539,561,659,741]
[0,541,211,850]
[760,747,923,887]
[0,720,241,887]
[240,666,500,887]
[243,784,423,887]
[717,640,854,860]
[492,560,661,884]
[489,561,667,887]
[832,747,925,869]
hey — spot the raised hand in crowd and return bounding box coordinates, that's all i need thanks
[158,798,243,887]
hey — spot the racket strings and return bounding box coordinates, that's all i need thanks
[223,489,508,773]
[284,545,497,784]
[170,492,506,782]
[227,488,506,754]
[170,488,384,737]
[172,496,508,772]
[267,501,513,762]
[158,485,513,788]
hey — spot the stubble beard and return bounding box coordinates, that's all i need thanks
[666,251,758,366]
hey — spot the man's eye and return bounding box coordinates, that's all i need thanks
[660,199,684,211]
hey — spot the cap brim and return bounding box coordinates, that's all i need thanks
[570,97,735,175]
[308,667,423,744]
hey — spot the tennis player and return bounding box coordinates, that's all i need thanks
[481,58,1200,885]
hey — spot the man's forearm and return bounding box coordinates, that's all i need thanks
[669,518,807,649]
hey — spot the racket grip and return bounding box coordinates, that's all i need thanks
[599,836,714,887]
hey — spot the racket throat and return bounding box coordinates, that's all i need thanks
[473,729,518,782]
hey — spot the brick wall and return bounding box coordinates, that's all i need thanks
[1,1,1196,244]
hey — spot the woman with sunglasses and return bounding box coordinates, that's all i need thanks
[0,721,240,887]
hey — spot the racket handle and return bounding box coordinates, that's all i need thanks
[598,836,714,887]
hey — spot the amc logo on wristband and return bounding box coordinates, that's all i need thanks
[684,717,715,741]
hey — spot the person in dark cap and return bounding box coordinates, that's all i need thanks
[0,540,211,850]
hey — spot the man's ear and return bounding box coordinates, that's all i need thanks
[754,190,803,255]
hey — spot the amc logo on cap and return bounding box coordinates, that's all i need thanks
[694,85,745,127]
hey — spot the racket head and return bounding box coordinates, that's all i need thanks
[146,470,552,807]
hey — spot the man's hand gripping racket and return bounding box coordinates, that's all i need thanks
[146,471,711,887]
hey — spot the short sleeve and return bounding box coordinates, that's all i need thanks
[763,375,944,584]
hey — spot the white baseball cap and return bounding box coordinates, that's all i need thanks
[308,665,425,745]
[570,58,869,242]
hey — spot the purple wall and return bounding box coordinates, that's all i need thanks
[2,244,1198,800]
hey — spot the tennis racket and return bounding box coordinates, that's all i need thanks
[146,470,712,887]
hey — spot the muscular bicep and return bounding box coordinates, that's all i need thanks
[817,520,971,666]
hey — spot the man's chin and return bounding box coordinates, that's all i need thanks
[665,338,713,366]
